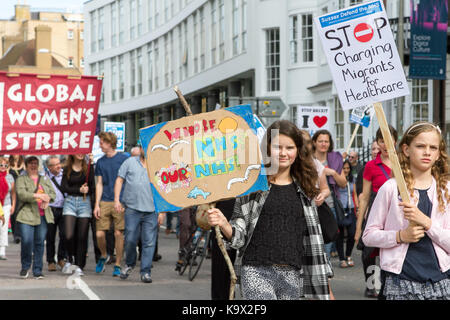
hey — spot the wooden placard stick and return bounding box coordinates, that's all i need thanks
[345,124,360,156]
[173,86,237,300]
[373,102,415,225]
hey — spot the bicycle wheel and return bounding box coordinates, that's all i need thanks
[178,249,190,276]
[188,230,210,281]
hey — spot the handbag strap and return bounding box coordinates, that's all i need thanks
[377,163,390,180]
[346,182,351,208]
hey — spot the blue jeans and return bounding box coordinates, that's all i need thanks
[124,208,158,275]
[324,207,337,259]
[19,216,48,275]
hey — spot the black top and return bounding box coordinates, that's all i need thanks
[61,164,95,199]
[399,189,450,283]
[243,183,306,269]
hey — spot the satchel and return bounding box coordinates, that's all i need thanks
[328,183,347,227]
[317,202,339,244]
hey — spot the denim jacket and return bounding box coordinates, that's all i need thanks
[15,174,56,226]
[228,180,333,300]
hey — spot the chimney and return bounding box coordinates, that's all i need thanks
[35,25,52,69]
[15,4,31,22]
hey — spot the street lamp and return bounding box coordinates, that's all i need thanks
[37,48,82,75]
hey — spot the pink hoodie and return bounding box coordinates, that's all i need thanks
[362,177,450,274]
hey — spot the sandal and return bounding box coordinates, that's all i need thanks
[347,257,354,267]
[339,260,348,268]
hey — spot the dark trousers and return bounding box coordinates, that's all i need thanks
[336,214,356,261]
[46,207,66,263]
[211,231,236,300]
[10,206,20,242]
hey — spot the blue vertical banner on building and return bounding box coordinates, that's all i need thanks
[409,0,448,79]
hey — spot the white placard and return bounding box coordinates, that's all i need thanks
[296,106,331,137]
[315,1,409,110]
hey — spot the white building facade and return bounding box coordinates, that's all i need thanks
[84,0,438,153]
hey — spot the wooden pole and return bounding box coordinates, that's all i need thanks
[345,124,360,155]
[373,102,412,210]
[173,86,237,299]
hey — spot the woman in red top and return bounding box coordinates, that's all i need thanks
[355,125,398,298]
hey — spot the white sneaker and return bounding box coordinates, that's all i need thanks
[62,262,73,274]
[75,267,84,276]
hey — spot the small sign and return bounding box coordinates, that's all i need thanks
[104,121,125,152]
[315,1,410,110]
[350,105,374,128]
[296,106,331,137]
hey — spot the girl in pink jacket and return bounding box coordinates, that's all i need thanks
[363,122,450,300]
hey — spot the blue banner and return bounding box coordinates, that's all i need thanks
[409,0,448,79]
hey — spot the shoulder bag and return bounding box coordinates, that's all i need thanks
[317,202,339,244]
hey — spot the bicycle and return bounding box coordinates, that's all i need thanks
[177,226,211,281]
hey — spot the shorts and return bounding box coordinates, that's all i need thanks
[63,196,92,219]
[96,201,125,231]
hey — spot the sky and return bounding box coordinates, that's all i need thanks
[0,0,86,20]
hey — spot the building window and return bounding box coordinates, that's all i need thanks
[119,55,124,99]
[183,20,188,80]
[178,25,183,82]
[137,48,143,95]
[119,0,125,45]
[147,44,153,92]
[90,11,97,53]
[98,7,104,50]
[130,50,136,97]
[148,0,153,32]
[137,0,143,36]
[289,15,298,64]
[164,0,170,22]
[98,61,104,102]
[111,3,117,46]
[90,63,97,77]
[339,0,346,9]
[130,0,136,40]
[301,14,313,62]
[219,0,225,62]
[265,28,280,92]
[412,79,429,122]
[164,35,170,87]
[154,41,159,91]
[211,0,217,66]
[193,12,198,74]
[350,0,363,6]
[200,7,206,70]
[67,30,74,40]
[68,57,74,68]
[155,0,160,27]
[241,0,247,52]
[80,58,84,69]
[80,30,84,40]
[111,57,117,102]
[334,97,344,149]
[232,0,239,56]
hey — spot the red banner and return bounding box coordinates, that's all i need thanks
[0,72,103,155]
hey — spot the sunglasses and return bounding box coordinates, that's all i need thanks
[0,164,9,168]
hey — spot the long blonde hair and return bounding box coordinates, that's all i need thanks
[398,122,450,213]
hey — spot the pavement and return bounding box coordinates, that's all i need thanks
[0,228,374,300]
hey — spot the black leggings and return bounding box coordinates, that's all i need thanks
[64,216,90,270]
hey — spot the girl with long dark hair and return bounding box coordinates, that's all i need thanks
[207,120,333,300]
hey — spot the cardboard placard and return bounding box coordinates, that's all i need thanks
[139,104,268,213]
[315,1,410,110]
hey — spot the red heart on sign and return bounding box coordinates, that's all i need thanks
[313,116,328,128]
